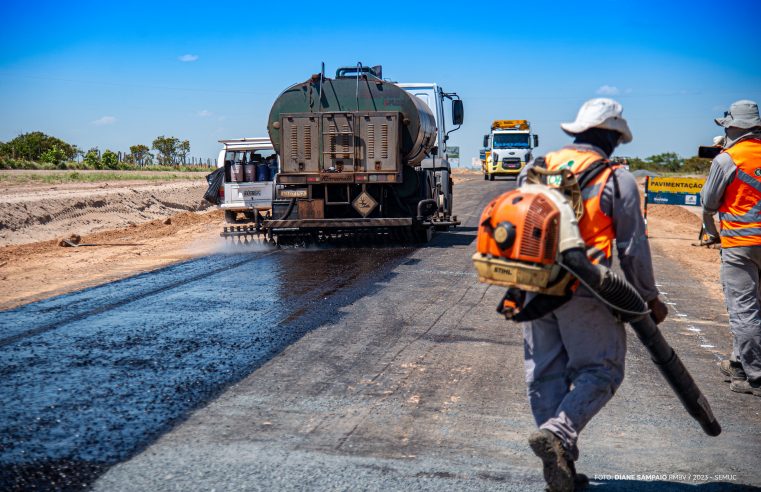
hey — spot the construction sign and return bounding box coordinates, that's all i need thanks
[645,177,706,206]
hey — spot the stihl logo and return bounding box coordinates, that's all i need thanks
[494,266,514,275]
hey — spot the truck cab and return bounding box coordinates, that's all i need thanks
[217,138,278,223]
[397,83,463,222]
[483,120,538,180]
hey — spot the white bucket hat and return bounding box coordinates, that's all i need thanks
[715,100,761,129]
[560,98,633,144]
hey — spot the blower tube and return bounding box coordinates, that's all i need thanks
[559,248,721,437]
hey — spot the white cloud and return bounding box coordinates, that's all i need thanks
[596,85,620,96]
[92,116,116,126]
[197,109,212,117]
[178,54,199,62]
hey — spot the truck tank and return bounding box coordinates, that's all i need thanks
[227,65,462,246]
[267,66,437,173]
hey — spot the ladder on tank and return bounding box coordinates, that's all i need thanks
[321,113,356,172]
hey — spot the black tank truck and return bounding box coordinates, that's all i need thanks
[243,64,463,244]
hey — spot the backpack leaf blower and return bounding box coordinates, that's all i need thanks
[472,167,721,437]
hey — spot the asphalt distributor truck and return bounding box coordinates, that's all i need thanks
[222,64,463,244]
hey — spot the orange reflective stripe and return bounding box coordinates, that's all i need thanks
[719,139,761,248]
[544,148,618,263]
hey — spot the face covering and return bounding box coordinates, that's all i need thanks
[725,126,761,147]
[572,128,622,158]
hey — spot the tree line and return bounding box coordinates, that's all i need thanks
[0,131,204,170]
[621,152,713,174]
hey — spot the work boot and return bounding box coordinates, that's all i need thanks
[719,359,746,382]
[569,461,589,490]
[730,379,761,397]
[529,429,575,492]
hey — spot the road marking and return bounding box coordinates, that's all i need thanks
[657,293,724,362]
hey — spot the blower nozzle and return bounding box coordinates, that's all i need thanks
[560,248,721,437]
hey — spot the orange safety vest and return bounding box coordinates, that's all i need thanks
[544,147,620,263]
[718,139,761,248]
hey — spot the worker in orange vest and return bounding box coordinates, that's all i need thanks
[517,98,668,491]
[701,100,761,397]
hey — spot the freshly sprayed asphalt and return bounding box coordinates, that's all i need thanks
[0,242,416,488]
[1,176,760,491]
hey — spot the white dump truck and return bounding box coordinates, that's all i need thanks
[482,120,538,180]
[215,138,278,226]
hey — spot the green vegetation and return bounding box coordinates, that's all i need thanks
[0,157,212,173]
[82,148,101,168]
[101,149,119,169]
[40,145,69,169]
[0,131,211,171]
[625,152,712,174]
[0,132,78,161]
[0,171,206,185]
[128,144,152,166]
[152,135,191,165]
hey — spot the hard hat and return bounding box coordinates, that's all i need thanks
[560,98,633,144]
[715,100,761,129]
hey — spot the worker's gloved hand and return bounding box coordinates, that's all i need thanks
[701,234,721,247]
[648,297,668,325]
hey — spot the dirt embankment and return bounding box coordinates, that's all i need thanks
[646,203,723,301]
[0,209,227,310]
[0,177,227,309]
[1,179,212,246]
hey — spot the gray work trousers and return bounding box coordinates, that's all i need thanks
[721,246,761,384]
[522,294,626,460]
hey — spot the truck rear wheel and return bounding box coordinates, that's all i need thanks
[489,175,495,181]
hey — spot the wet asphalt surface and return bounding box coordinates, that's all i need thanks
[2,175,761,491]
[0,241,417,489]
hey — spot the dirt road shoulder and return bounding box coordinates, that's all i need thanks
[0,209,225,310]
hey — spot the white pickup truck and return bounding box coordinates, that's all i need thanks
[216,138,278,224]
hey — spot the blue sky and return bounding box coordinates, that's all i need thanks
[1,0,760,165]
